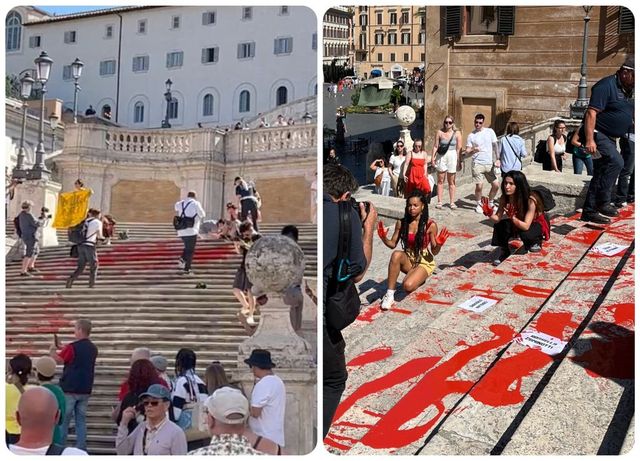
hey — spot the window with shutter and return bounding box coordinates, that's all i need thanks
[138,20,146,34]
[168,98,178,119]
[239,90,250,113]
[166,51,183,68]
[134,102,144,123]
[100,60,116,76]
[202,11,216,25]
[62,65,72,81]
[274,37,293,55]
[29,35,41,48]
[496,6,515,35]
[619,7,634,34]
[171,16,180,29]
[242,7,252,20]
[238,42,255,59]
[133,56,149,72]
[203,94,213,116]
[64,30,77,43]
[444,6,462,38]
[105,25,113,38]
[202,47,219,63]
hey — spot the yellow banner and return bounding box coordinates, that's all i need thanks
[52,189,92,229]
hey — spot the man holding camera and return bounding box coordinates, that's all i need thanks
[16,200,49,277]
[66,208,103,288]
[323,163,377,438]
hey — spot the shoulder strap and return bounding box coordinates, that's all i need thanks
[332,201,352,282]
[253,436,263,449]
[45,443,65,455]
[445,131,455,150]
[504,136,521,163]
[14,381,25,394]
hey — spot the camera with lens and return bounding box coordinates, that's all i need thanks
[40,207,52,219]
[349,197,371,217]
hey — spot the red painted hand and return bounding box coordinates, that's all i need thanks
[505,203,517,219]
[377,221,388,240]
[481,197,494,217]
[435,227,450,246]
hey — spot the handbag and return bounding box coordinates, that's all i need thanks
[175,376,209,442]
[325,201,361,331]
[173,201,196,231]
[436,132,455,155]
[374,171,383,187]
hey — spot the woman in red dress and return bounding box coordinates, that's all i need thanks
[403,139,432,196]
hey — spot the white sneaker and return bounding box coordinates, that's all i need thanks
[246,316,257,326]
[177,258,185,269]
[475,203,484,214]
[381,292,394,311]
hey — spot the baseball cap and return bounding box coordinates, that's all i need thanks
[205,387,249,425]
[34,356,57,378]
[150,355,168,372]
[622,55,634,70]
[139,384,171,401]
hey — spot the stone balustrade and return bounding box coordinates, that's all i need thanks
[63,121,316,165]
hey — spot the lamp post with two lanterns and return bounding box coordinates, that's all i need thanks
[570,6,593,119]
[13,72,34,180]
[29,50,53,180]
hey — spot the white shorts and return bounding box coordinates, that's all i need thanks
[435,148,458,173]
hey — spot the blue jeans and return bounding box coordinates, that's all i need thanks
[582,133,624,214]
[615,137,635,204]
[572,153,594,176]
[61,393,90,451]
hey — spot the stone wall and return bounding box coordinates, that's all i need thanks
[110,180,180,222]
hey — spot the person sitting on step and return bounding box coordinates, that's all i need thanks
[377,190,450,311]
[483,170,550,266]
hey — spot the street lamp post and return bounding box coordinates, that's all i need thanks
[162,78,173,128]
[29,51,53,180]
[49,112,59,151]
[71,57,84,123]
[13,72,34,180]
[570,6,593,119]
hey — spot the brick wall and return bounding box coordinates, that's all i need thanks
[110,180,180,223]
[258,177,311,224]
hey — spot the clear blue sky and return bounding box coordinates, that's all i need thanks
[36,6,115,15]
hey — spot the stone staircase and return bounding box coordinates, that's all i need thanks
[5,222,317,455]
[325,207,634,455]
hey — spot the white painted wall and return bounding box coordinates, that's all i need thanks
[5,6,317,129]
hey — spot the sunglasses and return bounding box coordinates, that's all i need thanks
[444,121,453,125]
[142,400,162,407]
[474,120,484,125]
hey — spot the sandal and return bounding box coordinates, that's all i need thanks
[435,202,443,209]
[449,203,457,209]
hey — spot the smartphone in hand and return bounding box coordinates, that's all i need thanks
[53,333,60,348]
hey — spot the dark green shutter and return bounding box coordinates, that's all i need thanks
[619,7,634,34]
[444,6,462,38]
[496,6,515,35]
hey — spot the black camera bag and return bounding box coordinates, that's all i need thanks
[326,201,362,331]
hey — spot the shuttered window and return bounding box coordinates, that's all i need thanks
[274,37,293,55]
[237,42,255,59]
[496,6,515,35]
[619,7,634,34]
[166,51,184,68]
[201,47,219,63]
[444,6,462,38]
[202,11,216,25]
[132,56,149,72]
[99,60,116,76]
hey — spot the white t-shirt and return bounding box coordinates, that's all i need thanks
[82,217,102,246]
[9,444,88,455]
[388,154,405,176]
[249,374,286,446]
[374,168,391,183]
[466,128,497,165]
[174,199,206,237]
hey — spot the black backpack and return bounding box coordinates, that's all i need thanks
[13,215,21,238]
[173,200,195,230]
[534,139,547,163]
[531,185,556,211]
[325,201,361,334]
[67,220,87,244]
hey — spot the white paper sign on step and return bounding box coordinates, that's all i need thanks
[591,242,628,256]
[458,295,498,313]
[514,329,567,356]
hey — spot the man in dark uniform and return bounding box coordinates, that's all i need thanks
[322,163,377,438]
[581,55,634,224]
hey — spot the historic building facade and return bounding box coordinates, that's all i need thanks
[353,5,426,79]
[5,6,317,129]
[322,6,353,68]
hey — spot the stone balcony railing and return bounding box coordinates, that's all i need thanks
[62,121,316,165]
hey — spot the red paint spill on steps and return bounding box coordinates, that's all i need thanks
[347,347,393,367]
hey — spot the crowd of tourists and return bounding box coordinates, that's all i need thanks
[6,322,288,455]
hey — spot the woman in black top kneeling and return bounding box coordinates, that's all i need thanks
[482,170,550,266]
